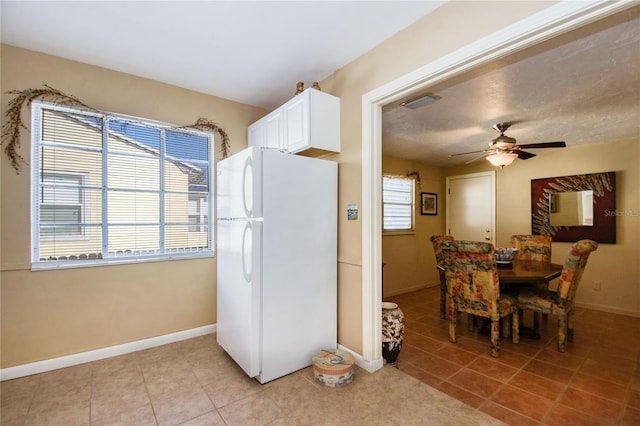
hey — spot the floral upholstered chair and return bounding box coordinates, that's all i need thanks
[506,239,598,352]
[509,234,552,262]
[430,235,455,319]
[441,240,519,357]
[509,234,554,324]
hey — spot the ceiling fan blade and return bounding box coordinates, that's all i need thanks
[465,153,490,164]
[516,150,536,160]
[518,141,566,149]
[448,149,487,157]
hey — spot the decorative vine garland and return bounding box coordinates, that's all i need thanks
[2,84,92,173]
[1,84,231,174]
[181,117,231,159]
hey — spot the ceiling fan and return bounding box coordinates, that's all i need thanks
[449,122,566,167]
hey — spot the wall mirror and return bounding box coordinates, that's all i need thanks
[549,190,594,227]
[531,172,616,243]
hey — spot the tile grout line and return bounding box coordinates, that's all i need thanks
[401,288,637,425]
[136,351,161,426]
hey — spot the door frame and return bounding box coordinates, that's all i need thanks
[359,1,633,371]
[446,171,496,245]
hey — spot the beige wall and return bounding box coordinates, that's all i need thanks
[381,156,445,298]
[0,45,265,368]
[323,0,556,354]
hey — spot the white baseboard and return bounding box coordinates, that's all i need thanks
[0,324,216,382]
[384,283,437,298]
[574,302,640,318]
[337,344,383,373]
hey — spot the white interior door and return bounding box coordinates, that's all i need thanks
[446,171,495,244]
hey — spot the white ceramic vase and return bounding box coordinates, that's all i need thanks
[381,302,405,365]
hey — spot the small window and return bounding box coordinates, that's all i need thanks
[40,172,85,237]
[382,175,415,231]
[188,194,208,233]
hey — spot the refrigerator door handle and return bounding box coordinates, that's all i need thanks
[242,156,253,218]
[242,221,252,283]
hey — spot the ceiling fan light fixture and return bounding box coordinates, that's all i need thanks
[487,152,517,167]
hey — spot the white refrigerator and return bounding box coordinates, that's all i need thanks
[216,146,337,384]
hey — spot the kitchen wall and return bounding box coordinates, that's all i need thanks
[321,0,555,354]
[0,45,265,368]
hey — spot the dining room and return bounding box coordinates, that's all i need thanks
[379,6,638,323]
[382,186,639,425]
[380,145,639,424]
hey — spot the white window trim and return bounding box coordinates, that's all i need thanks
[382,174,415,234]
[30,101,215,270]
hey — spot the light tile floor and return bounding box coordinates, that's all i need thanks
[5,285,637,426]
[387,286,640,426]
[1,332,503,426]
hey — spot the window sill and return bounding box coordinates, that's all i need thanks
[32,251,214,271]
[383,230,416,237]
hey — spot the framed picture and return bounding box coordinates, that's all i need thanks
[420,192,437,216]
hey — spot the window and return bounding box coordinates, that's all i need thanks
[31,102,214,269]
[40,172,86,237]
[382,175,415,231]
[188,194,208,233]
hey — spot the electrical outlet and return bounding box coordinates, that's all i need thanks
[593,281,602,291]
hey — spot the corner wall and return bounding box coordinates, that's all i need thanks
[0,45,265,368]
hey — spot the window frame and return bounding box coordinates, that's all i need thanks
[382,174,416,234]
[30,101,215,270]
[39,171,88,240]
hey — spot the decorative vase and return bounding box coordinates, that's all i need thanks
[381,302,405,366]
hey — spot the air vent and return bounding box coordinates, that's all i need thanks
[400,93,441,110]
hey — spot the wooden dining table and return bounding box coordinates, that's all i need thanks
[497,259,563,285]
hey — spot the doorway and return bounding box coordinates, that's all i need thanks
[359,2,629,371]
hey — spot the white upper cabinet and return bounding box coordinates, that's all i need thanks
[248,88,340,155]
[249,109,283,150]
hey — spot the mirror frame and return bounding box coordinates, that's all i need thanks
[531,171,616,243]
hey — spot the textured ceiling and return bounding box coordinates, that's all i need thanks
[382,7,640,167]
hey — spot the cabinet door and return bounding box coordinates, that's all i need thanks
[283,94,309,153]
[264,111,284,150]
[248,121,265,148]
